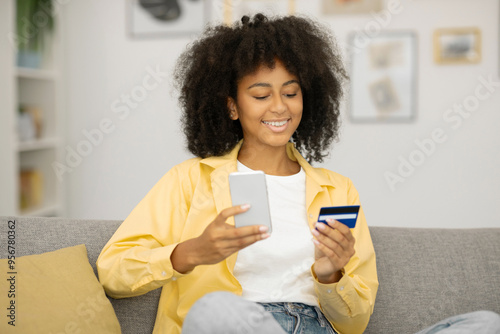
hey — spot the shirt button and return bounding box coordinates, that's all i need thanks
[161,271,167,277]
[339,286,344,291]
[172,277,177,281]
[309,214,313,218]
[327,289,332,293]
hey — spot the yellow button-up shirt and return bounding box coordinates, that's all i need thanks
[97,141,378,334]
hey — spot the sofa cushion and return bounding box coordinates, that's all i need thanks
[0,244,121,333]
[365,227,500,333]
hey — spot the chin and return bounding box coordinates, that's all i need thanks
[263,135,293,148]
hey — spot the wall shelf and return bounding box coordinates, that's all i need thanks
[17,137,61,152]
[0,0,65,217]
[16,67,59,80]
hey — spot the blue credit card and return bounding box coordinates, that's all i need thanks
[318,205,360,228]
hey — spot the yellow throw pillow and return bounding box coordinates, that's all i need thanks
[0,244,121,333]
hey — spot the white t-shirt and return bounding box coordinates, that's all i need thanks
[233,161,318,306]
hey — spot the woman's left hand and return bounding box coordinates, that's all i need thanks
[311,219,356,284]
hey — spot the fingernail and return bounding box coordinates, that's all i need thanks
[259,226,268,232]
[316,223,326,230]
[311,228,320,237]
[261,233,270,239]
[241,204,250,210]
[326,218,334,224]
[312,239,320,246]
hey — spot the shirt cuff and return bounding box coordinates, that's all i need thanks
[151,243,193,279]
[132,243,191,291]
[311,265,352,312]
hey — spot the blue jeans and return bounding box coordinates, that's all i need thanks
[415,310,500,334]
[259,302,337,334]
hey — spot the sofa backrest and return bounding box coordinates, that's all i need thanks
[1,216,499,334]
[366,226,500,333]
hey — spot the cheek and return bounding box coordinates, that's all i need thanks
[292,100,303,117]
[239,102,265,121]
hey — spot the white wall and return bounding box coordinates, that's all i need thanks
[62,0,193,218]
[62,0,500,228]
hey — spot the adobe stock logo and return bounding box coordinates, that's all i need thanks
[385,75,500,191]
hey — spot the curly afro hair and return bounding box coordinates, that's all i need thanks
[174,13,347,163]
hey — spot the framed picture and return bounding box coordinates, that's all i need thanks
[322,0,384,15]
[214,0,295,26]
[349,31,417,123]
[434,27,481,64]
[128,0,207,37]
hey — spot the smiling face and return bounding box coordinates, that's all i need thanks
[228,60,303,152]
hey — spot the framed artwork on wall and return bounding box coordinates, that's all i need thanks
[433,27,481,64]
[128,0,207,38]
[348,31,417,123]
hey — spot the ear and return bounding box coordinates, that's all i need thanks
[227,97,239,120]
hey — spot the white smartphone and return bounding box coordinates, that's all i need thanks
[229,171,272,233]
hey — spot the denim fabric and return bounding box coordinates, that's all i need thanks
[259,302,337,334]
[415,311,500,334]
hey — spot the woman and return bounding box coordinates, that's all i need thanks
[97,14,499,334]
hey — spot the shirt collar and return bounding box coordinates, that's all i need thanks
[200,140,336,189]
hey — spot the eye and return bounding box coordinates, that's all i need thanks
[254,96,269,100]
[285,93,297,98]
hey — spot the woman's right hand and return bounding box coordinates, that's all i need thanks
[171,204,270,273]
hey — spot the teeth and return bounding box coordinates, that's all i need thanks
[263,120,288,127]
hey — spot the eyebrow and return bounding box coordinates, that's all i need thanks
[247,79,300,90]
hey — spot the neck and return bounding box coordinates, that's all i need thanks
[237,142,300,176]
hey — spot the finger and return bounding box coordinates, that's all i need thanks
[224,232,270,251]
[319,219,354,246]
[215,204,251,225]
[226,224,269,241]
[314,240,347,272]
[314,222,354,254]
[313,238,351,270]
[312,225,344,254]
[327,219,355,242]
[313,238,339,262]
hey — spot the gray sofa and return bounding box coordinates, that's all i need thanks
[1,216,499,333]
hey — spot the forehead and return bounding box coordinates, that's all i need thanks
[238,60,298,88]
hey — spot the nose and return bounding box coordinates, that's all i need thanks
[270,94,287,114]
